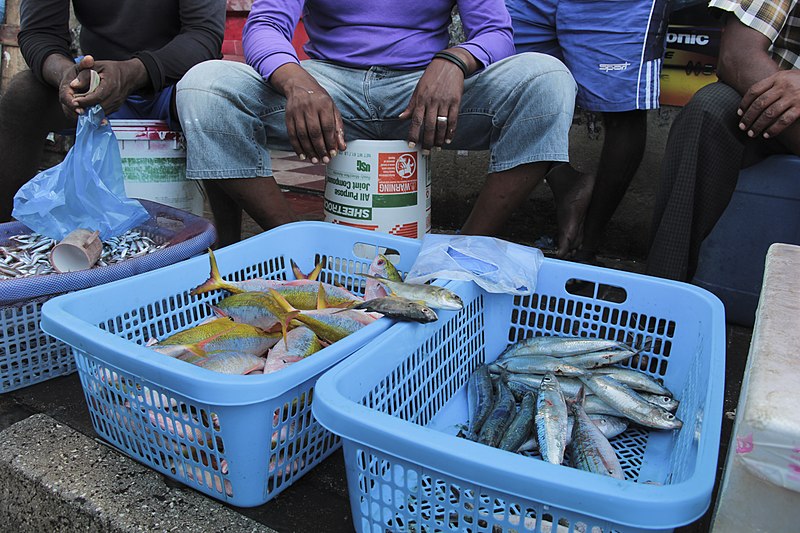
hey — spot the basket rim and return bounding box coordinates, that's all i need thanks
[0,199,216,306]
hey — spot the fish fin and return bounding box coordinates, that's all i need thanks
[190,249,239,296]
[317,282,328,310]
[267,289,301,346]
[290,259,306,279]
[207,303,227,318]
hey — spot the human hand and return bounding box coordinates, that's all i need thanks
[70,55,149,116]
[399,56,465,154]
[284,82,346,164]
[738,69,800,140]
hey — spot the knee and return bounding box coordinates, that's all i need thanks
[512,53,577,112]
[682,82,740,119]
[0,70,54,115]
[176,60,260,125]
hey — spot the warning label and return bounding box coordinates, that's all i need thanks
[378,152,418,195]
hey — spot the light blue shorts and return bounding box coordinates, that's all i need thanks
[175,55,576,179]
[507,0,671,111]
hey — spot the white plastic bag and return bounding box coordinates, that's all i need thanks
[404,234,543,295]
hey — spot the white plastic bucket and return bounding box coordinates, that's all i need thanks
[111,120,205,217]
[323,140,431,239]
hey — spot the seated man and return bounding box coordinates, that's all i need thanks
[176,0,588,253]
[0,0,226,222]
[647,0,800,281]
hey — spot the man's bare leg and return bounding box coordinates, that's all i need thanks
[205,176,298,247]
[462,161,594,258]
[575,110,646,261]
[545,164,596,258]
[461,162,550,236]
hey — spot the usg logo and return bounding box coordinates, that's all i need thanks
[667,32,710,46]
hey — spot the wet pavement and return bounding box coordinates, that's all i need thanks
[0,159,753,532]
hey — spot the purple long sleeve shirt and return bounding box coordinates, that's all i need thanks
[243,0,515,80]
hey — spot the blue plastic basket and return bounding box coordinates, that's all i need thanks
[0,199,216,393]
[313,259,726,532]
[40,222,424,507]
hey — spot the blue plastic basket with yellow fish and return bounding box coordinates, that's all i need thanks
[312,260,726,532]
[40,222,425,507]
[0,199,216,393]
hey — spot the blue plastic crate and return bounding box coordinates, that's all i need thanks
[40,222,424,507]
[0,199,216,393]
[313,259,726,532]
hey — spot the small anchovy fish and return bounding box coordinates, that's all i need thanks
[363,274,463,311]
[497,336,630,360]
[348,296,438,323]
[0,230,165,279]
[498,391,535,452]
[568,387,625,479]
[535,373,569,464]
[517,414,628,453]
[580,375,683,430]
[477,378,516,448]
[466,364,495,441]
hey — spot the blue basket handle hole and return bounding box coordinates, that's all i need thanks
[565,278,627,304]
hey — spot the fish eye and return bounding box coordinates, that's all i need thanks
[542,375,552,382]
[666,413,674,420]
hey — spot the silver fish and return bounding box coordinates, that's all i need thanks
[591,366,673,396]
[498,391,535,452]
[639,393,680,413]
[504,373,585,398]
[568,387,624,479]
[497,336,630,359]
[363,274,463,310]
[492,356,587,377]
[580,375,683,430]
[560,349,637,369]
[349,296,438,323]
[477,379,516,447]
[467,364,495,441]
[535,373,568,465]
[517,414,628,452]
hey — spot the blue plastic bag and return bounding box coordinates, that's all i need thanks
[12,105,150,240]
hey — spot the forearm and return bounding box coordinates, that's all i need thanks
[717,46,779,96]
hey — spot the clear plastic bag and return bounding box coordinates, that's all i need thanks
[404,234,544,295]
[12,105,149,240]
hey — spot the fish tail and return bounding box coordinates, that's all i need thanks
[291,259,324,281]
[307,261,324,281]
[190,249,239,296]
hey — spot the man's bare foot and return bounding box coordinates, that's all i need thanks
[545,163,595,259]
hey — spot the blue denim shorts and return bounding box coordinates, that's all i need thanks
[507,0,671,111]
[175,54,576,179]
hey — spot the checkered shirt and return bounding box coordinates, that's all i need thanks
[709,0,800,69]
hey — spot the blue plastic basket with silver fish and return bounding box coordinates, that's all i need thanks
[0,199,216,393]
[312,259,726,532]
[39,222,425,507]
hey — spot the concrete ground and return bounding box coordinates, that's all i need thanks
[0,154,752,532]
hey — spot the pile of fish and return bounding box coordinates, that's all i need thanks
[145,249,463,375]
[464,335,682,480]
[0,230,167,279]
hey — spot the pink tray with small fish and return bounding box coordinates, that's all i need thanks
[313,262,726,533]
[0,199,216,393]
[40,222,425,507]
